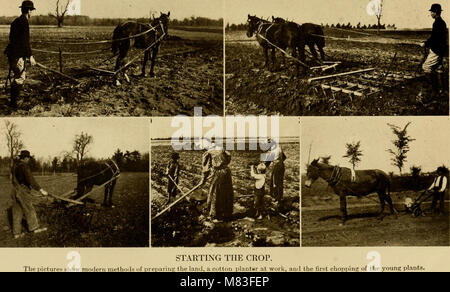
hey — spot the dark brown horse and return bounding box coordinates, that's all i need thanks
[73,160,120,207]
[304,159,397,224]
[112,12,170,81]
[247,15,300,73]
[272,17,326,63]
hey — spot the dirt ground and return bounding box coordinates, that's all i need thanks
[0,172,149,247]
[151,141,300,247]
[302,177,450,247]
[225,29,449,116]
[0,26,223,116]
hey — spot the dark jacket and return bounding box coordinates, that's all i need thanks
[7,15,32,60]
[425,16,448,57]
[13,161,41,191]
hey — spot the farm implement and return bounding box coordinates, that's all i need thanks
[405,191,436,217]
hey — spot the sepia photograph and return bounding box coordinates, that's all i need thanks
[225,0,449,116]
[151,117,300,247]
[301,117,449,247]
[0,0,224,116]
[0,118,149,247]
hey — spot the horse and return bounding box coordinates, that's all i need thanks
[247,15,300,74]
[112,12,170,82]
[73,160,120,207]
[272,16,326,63]
[304,159,397,224]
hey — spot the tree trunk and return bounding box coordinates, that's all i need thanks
[57,18,64,28]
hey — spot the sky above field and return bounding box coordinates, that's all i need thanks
[226,0,448,29]
[301,117,450,174]
[151,117,300,139]
[1,0,224,20]
[0,118,149,160]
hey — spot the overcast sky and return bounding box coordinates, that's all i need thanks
[1,0,224,20]
[226,0,448,28]
[301,117,450,174]
[0,118,149,160]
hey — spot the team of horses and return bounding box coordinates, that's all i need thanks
[247,15,326,75]
[304,158,398,225]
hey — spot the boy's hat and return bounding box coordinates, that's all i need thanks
[257,163,267,172]
[171,152,180,160]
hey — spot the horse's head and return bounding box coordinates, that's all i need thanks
[247,14,259,38]
[158,11,170,33]
[305,158,320,188]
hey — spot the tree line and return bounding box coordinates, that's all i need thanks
[0,15,223,27]
[225,22,396,32]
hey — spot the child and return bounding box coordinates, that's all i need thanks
[250,163,267,220]
[165,153,181,204]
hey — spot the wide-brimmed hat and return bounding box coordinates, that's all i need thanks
[429,4,443,13]
[19,150,31,159]
[437,166,448,174]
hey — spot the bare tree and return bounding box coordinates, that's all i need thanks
[375,0,383,33]
[343,141,363,170]
[73,132,93,166]
[4,120,24,173]
[49,0,71,28]
[387,122,415,175]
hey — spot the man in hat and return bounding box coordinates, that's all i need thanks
[4,1,37,108]
[165,152,181,204]
[427,167,448,215]
[10,150,49,239]
[421,3,448,98]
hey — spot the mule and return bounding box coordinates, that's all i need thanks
[247,15,300,73]
[73,160,120,207]
[272,17,326,63]
[112,12,170,81]
[304,159,397,224]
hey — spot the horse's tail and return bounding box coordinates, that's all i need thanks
[112,26,122,55]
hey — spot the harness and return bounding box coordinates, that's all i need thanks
[77,160,120,185]
[326,166,343,187]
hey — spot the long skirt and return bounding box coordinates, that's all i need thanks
[207,168,234,220]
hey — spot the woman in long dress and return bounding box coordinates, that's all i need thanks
[199,141,234,222]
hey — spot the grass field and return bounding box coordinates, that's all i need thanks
[302,176,450,247]
[0,172,149,247]
[151,142,300,247]
[226,28,449,116]
[0,25,223,116]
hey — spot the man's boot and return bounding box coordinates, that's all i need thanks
[9,83,20,108]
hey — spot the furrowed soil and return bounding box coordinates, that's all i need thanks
[151,142,300,247]
[0,172,149,247]
[226,29,449,116]
[0,25,223,116]
[302,176,449,247]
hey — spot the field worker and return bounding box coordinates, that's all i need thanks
[4,1,37,108]
[421,3,448,97]
[165,152,181,204]
[250,163,267,220]
[11,150,49,239]
[428,167,448,215]
[198,139,234,223]
[264,142,287,208]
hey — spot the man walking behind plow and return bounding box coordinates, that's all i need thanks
[4,1,37,109]
[10,150,49,239]
[421,3,448,99]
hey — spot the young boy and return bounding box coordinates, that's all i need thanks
[250,163,267,220]
[165,153,181,204]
